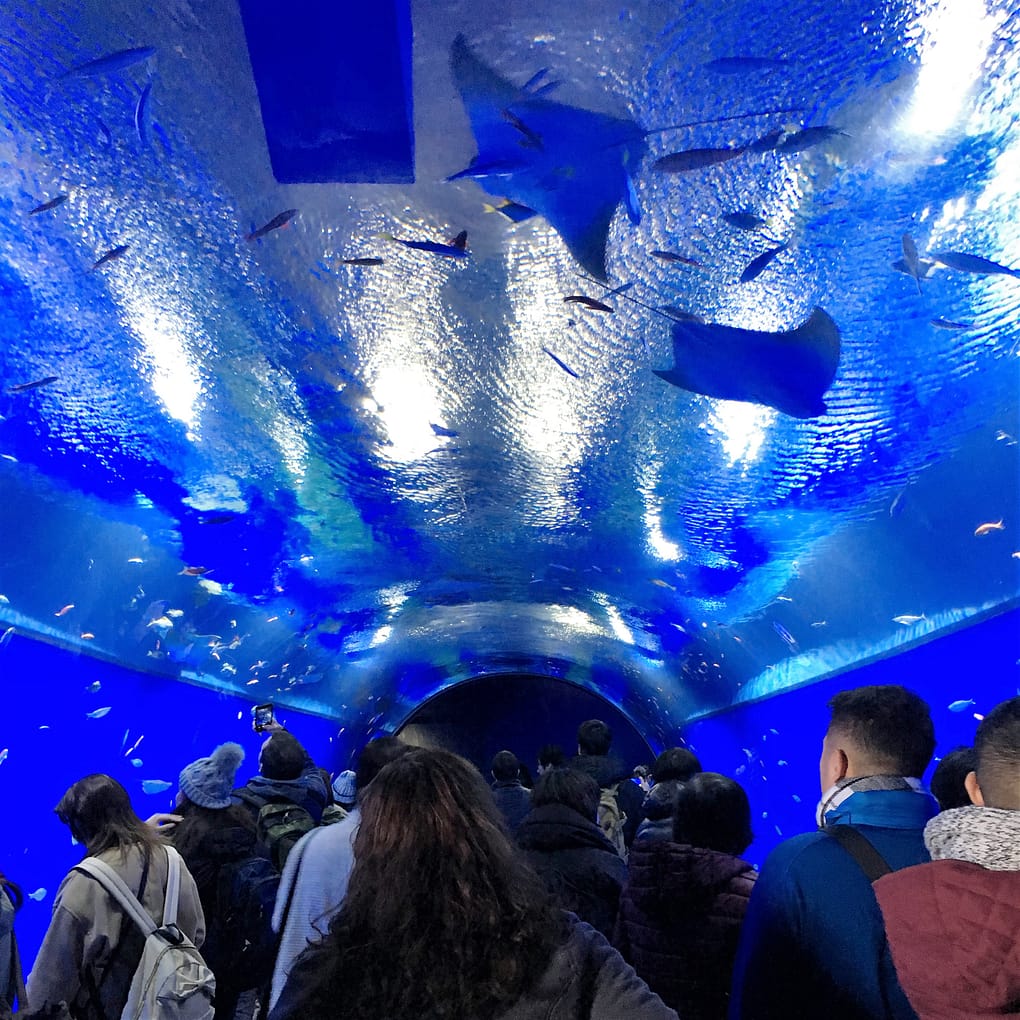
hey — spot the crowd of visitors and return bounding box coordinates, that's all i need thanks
[2,686,1017,1020]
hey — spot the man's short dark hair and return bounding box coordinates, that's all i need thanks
[356,736,409,793]
[577,719,612,757]
[930,746,977,811]
[974,696,1020,810]
[491,750,520,781]
[652,747,702,783]
[260,731,307,780]
[532,767,600,821]
[538,743,565,769]
[673,772,753,856]
[827,685,935,778]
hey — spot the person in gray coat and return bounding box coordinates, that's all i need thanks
[0,875,25,1014]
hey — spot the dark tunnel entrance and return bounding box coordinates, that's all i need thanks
[394,673,655,780]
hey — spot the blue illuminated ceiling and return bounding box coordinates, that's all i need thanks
[0,0,1017,746]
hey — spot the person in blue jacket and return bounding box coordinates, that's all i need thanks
[728,684,938,1020]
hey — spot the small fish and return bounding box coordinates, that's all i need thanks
[773,620,798,648]
[892,614,925,625]
[86,706,112,719]
[125,735,144,757]
[704,56,790,74]
[654,146,746,173]
[657,307,705,323]
[127,557,144,563]
[80,632,95,640]
[385,231,469,258]
[55,603,75,617]
[85,681,101,693]
[900,234,926,294]
[996,430,1017,445]
[774,595,793,603]
[246,209,299,242]
[930,317,974,330]
[772,126,848,153]
[541,347,580,379]
[221,662,237,675]
[650,250,703,267]
[502,108,543,149]
[722,211,768,231]
[890,489,907,517]
[0,627,13,649]
[28,194,68,215]
[198,578,224,595]
[27,887,47,901]
[521,67,549,92]
[130,758,143,768]
[166,609,184,618]
[650,578,676,590]
[740,244,787,283]
[90,245,130,272]
[338,257,384,266]
[483,199,538,223]
[65,46,156,77]
[948,699,976,713]
[974,519,1005,536]
[134,81,152,146]
[932,250,1020,278]
[8,376,58,394]
[180,565,210,576]
[777,759,788,766]
[430,423,459,438]
[141,779,172,795]
[147,615,174,629]
[0,749,7,765]
[563,295,614,312]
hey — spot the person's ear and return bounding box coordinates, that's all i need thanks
[836,748,850,781]
[964,770,984,806]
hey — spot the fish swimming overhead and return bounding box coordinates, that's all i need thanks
[974,519,1005,536]
[563,295,614,312]
[739,243,787,283]
[65,46,156,77]
[246,209,299,242]
[339,256,384,266]
[770,126,847,153]
[653,146,746,173]
[28,195,68,215]
[449,34,646,281]
[90,245,130,271]
[650,250,704,267]
[386,231,469,258]
[134,81,153,146]
[930,317,975,330]
[8,375,58,394]
[722,211,768,231]
[899,234,928,294]
[931,250,1020,278]
[652,307,841,419]
[541,347,580,378]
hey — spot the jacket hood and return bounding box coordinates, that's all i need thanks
[568,754,631,787]
[517,803,618,855]
[628,840,755,914]
[825,787,938,831]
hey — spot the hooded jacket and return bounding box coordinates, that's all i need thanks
[615,840,756,1018]
[492,780,532,835]
[27,844,205,1020]
[567,755,645,847]
[875,805,1020,1019]
[235,762,330,823]
[516,804,627,938]
[728,785,937,1020]
[0,887,23,1012]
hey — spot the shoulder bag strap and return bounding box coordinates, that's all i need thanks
[75,859,158,938]
[824,825,893,883]
[161,846,181,927]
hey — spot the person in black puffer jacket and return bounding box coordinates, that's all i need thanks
[614,773,756,1020]
[516,767,627,938]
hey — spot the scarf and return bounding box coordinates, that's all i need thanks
[924,805,1020,872]
[815,774,925,828]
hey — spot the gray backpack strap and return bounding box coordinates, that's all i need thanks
[161,845,181,927]
[75,857,159,938]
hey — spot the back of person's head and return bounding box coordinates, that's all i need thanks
[327,748,559,1018]
[56,774,162,856]
[643,778,683,821]
[930,746,978,811]
[673,772,753,856]
[970,696,1020,810]
[827,685,935,778]
[491,750,520,781]
[577,719,612,757]
[537,743,564,770]
[531,766,600,820]
[355,736,409,793]
[260,730,307,780]
[652,746,702,783]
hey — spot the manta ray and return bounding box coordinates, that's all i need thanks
[448,35,645,281]
[653,308,842,418]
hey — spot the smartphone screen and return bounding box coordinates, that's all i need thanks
[252,703,274,731]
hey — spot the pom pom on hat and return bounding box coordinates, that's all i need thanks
[332,769,357,805]
[179,742,245,809]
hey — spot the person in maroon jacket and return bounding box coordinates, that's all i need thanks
[876,696,1020,1019]
[614,772,757,1019]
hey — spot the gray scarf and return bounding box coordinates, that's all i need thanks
[924,805,1020,872]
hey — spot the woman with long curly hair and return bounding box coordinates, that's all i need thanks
[269,747,677,1020]
[27,774,206,1020]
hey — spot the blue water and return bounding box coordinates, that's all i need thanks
[0,0,1018,967]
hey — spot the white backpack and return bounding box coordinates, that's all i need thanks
[76,846,215,1020]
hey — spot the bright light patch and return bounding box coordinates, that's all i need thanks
[369,624,392,648]
[605,602,635,645]
[547,604,602,637]
[370,359,443,463]
[709,401,775,467]
[897,0,1001,140]
[643,505,682,562]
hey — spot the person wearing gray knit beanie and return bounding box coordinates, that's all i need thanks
[179,743,245,809]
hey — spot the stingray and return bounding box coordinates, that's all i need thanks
[448,35,646,281]
[652,308,841,418]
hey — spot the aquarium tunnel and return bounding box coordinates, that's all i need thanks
[1,0,1018,964]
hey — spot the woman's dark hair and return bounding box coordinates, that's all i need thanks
[170,796,256,860]
[55,774,164,858]
[290,748,563,1020]
[673,772,753,856]
[652,746,702,783]
[0,871,22,911]
[537,743,565,769]
[531,767,600,820]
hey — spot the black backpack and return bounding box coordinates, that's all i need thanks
[204,854,280,988]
